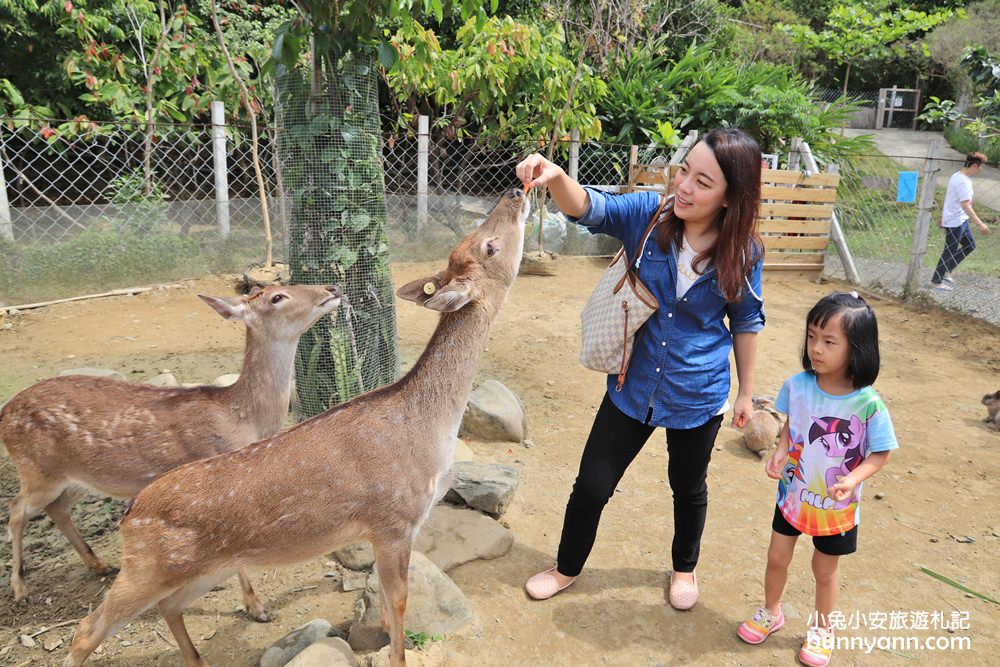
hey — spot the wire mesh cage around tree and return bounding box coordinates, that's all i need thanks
[275,52,400,420]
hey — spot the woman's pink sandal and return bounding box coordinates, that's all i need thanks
[668,571,699,610]
[525,567,577,600]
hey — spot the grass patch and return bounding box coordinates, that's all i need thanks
[835,153,1000,278]
[0,229,272,305]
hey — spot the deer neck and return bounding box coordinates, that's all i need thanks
[402,301,497,420]
[227,330,297,437]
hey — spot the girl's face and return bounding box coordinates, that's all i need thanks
[672,142,728,225]
[806,313,851,381]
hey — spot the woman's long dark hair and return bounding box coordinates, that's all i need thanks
[655,128,763,302]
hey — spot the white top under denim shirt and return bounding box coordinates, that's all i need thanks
[569,188,766,430]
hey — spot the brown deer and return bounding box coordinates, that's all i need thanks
[62,189,529,667]
[1,283,342,619]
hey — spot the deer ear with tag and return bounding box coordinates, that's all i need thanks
[397,274,476,312]
[397,274,444,305]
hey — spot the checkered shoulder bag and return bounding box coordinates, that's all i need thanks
[579,195,670,391]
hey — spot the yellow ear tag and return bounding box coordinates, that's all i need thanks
[422,282,436,295]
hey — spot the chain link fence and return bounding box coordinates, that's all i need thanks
[824,148,1000,326]
[3,115,998,328]
[0,116,285,305]
[814,88,881,129]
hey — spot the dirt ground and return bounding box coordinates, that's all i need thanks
[1,258,999,667]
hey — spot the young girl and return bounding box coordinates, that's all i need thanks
[737,291,898,667]
[516,128,764,609]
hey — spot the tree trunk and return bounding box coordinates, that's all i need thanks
[276,51,400,419]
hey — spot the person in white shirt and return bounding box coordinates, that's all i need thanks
[931,151,991,289]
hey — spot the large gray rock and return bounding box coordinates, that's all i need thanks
[332,542,375,571]
[259,619,334,667]
[58,368,126,381]
[443,461,519,517]
[348,552,473,652]
[414,504,513,571]
[284,637,356,667]
[460,380,526,442]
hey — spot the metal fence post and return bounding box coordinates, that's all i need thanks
[416,114,429,230]
[568,127,580,181]
[0,129,12,241]
[904,138,942,299]
[799,142,861,284]
[211,101,230,239]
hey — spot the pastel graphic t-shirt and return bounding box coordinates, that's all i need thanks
[774,371,898,536]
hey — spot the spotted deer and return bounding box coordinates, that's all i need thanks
[1,283,342,618]
[62,189,529,667]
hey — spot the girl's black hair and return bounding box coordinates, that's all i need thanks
[801,292,880,389]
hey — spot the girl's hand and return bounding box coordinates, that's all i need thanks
[516,153,564,190]
[764,447,788,480]
[828,477,857,503]
[732,395,753,429]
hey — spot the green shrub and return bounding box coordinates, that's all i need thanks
[943,124,1000,164]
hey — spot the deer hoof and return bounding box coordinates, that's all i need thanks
[248,608,271,623]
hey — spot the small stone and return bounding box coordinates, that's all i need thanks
[342,570,368,592]
[121,640,133,647]
[19,635,36,648]
[930,537,939,543]
[955,535,975,544]
[874,492,885,500]
[545,380,555,386]
[43,637,63,651]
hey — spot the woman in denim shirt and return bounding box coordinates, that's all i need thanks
[519,128,765,610]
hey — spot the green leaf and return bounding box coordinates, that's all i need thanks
[378,41,398,70]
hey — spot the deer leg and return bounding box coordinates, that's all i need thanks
[374,544,411,667]
[156,574,230,667]
[63,568,172,667]
[45,487,116,576]
[8,483,65,602]
[235,568,270,622]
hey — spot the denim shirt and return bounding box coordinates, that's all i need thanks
[571,188,766,429]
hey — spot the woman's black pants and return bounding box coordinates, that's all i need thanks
[556,393,723,576]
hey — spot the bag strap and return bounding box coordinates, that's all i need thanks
[632,194,671,271]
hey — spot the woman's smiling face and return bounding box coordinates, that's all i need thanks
[672,141,729,225]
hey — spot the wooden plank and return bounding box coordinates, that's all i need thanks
[761,236,831,250]
[761,169,840,187]
[758,219,832,234]
[763,252,826,265]
[761,185,838,202]
[759,203,834,219]
[632,168,674,189]
[763,265,824,277]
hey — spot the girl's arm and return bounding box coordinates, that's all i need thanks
[516,154,589,218]
[731,331,758,429]
[765,419,790,479]
[828,451,891,502]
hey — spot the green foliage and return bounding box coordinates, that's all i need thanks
[722,0,808,65]
[404,630,443,650]
[944,125,1000,164]
[918,96,965,128]
[385,16,605,143]
[780,4,957,92]
[596,42,874,162]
